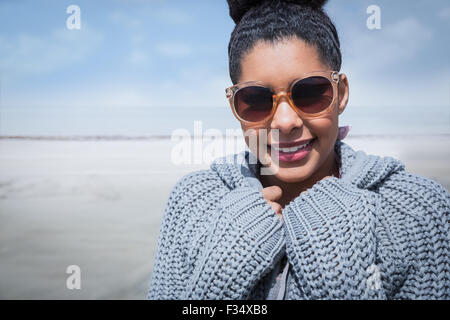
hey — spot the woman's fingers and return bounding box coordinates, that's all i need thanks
[261,185,283,202]
[262,186,283,221]
[267,200,283,217]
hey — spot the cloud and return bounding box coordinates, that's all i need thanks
[337,17,449,108]
[109,11,143,29]
[129,49,151,65]
[438,6,450,19]
[3,62,231,109]
[114,0,164,3]
[345,69,449,108]
[109,6,192,29]
[154,7,193,24]
[0,25,103,78]
[342,17,433,73]
[93,65,230,108]
[155,42,193,58]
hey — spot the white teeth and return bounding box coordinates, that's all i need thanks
[271,139,313,153]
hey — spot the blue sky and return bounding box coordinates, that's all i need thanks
[0,0,449,135]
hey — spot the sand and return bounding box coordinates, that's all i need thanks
[0,135,448,299]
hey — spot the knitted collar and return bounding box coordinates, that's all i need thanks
[210,139,405,191]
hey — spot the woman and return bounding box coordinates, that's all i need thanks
[148,0,449,299]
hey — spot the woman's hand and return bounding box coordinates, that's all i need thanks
[261,186,283,221]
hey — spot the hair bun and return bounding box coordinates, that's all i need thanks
[227,0,328,24]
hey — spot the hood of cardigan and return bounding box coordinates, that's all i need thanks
[210,139,406,192]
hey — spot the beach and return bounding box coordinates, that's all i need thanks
[0,135,449,299]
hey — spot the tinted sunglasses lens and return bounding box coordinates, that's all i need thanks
[234,86,273,122]
[291,76,333,114]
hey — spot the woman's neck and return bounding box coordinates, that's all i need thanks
[260,149,340,208]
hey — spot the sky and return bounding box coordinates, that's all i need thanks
[0,0,449,135]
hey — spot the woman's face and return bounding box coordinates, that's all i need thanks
[238,37,349,184]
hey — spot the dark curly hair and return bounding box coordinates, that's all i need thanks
[227,0,341,85]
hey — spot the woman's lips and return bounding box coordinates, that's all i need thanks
[268,138,316,162]
[273,138,314,148]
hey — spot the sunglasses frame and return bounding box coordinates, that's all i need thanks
[225,70,340,126]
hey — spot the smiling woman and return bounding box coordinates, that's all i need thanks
[232,39,347,202]
[147,0,450,300]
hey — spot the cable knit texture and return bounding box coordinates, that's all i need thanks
[147,140,450,300]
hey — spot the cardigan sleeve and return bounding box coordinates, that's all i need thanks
[282,177,388,299]
[283,175,450,300]
[378,172,450,299]
[147,171,285,300]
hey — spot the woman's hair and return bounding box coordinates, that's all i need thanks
[227,0,341,85]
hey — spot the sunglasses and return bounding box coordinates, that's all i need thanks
[225,70,340,125]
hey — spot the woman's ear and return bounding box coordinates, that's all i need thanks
[337,73,349,115]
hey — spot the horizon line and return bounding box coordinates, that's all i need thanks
[1,133,450,141]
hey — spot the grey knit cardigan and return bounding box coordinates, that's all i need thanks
[147,140,449,299]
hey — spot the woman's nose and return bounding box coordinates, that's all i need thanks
[270,96,303,135]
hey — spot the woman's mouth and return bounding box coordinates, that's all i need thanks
[268,138,316,162]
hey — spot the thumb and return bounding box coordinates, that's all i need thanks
[261,185,283,202]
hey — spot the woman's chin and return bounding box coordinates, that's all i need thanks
[265,166,313,184]
[258,152,316,184]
